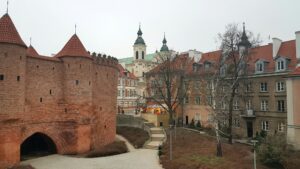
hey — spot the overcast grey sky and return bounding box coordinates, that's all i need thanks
[3,0,300,58]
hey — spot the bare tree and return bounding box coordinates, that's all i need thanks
[146,52,192,126]
[213,23,261,144]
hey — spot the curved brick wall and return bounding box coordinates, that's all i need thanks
[0,43,118,168]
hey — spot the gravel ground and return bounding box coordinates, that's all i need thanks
[21,136,163,169]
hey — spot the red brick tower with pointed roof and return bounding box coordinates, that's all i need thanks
[0,13,119,168]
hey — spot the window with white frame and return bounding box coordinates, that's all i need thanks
[276,81,285,92]
[260,82,268,92]
[256,61,264,73]
[246,99,252,110]
[277,100,285,112]
[278,122,285,132]
[276,58,285,71]
[261,121,269,131]
[261,100,268,111]
[233,100,239,110]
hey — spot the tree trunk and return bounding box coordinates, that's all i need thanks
[228,91,235,144]
[215,122,223,157]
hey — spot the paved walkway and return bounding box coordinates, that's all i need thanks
[144,127,166,149]
[21,135,163,169]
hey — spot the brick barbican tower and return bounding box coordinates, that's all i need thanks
[0,12,119,168]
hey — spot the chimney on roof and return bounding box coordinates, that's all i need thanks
[272,38,282,58]
[296,31,300,62]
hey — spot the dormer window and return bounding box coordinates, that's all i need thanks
[256,61,264,73]
[276,57,287,71]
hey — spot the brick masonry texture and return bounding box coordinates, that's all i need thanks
[0,43,119,168]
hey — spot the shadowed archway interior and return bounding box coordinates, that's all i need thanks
[21,132,57,160]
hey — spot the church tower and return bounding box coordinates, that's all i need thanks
[133,24,146,61]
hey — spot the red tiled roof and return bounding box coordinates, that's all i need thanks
[117,64,137,79]
[0,14,26,47]
[289,66,300,76]
[199,40,298,74]
[199,50,221,64]
[55,34,91,58]
[26,45,39,57]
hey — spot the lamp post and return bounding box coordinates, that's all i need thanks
[251,139,258,169]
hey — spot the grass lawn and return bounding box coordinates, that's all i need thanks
[116,126,150,148]
[85,141,128,158]
[160,128,271,169]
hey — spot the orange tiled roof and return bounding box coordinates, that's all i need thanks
[0,14,26,47]
[26,45,39,57]
[117,64,137,79]
[289,66,300,76]
[198,40,298,74]
[55,34,91,58]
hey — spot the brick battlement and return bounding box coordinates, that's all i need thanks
[0,14,118,168]
[90,51,119,68]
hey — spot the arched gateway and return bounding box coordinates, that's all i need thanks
[20,133,57,160]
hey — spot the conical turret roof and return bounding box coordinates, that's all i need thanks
[26,45,39,57]
[55,34,91,58]
[0,14,26,47]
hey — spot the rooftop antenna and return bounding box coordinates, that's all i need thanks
[6,0,9,14]
[75,24,77,34]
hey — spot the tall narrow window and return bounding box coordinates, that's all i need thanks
[142,51,145,59]
[195,96,201,105]
[76,80,79,85]
[136,51,138,59]
[276,81,285,92]
[276,59,285,71]
[261,121,269,131]
[0,74,4,80]
[17,76,20,81]
[50,89,52,95]
[260,82,268,92]
[261,100,268,111]
[277,100,285,112]
[40,98,43,103]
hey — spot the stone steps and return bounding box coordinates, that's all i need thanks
[144,126,165,149]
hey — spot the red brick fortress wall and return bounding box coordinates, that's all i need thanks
[0,43,119,168]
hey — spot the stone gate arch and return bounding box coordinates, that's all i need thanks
[20,132,57,160]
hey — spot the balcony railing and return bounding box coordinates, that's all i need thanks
[241,109,256,118]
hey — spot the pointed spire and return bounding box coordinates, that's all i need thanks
[160,33,169,52]
[6,0,9,14]
[0,13,26,47]
[27,45,39,57]
[162,32,167,44]
[75,24,77,34]
[134,23,145,45]
[137,23,142,36]
[55,34,90,58]
[239,22,251,48]
[29,37,32,46]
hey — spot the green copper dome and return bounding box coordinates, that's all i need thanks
[160,33,169,52]
[134,24,146,45]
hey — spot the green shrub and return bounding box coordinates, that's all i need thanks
[189,119,195,128]
[257,134,286,168]
[196,121,202,128]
